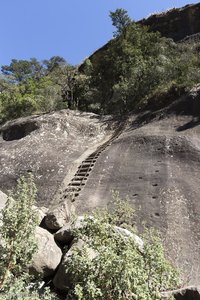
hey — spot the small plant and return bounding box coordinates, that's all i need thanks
[0,175,58,300]
[66,193,179,299]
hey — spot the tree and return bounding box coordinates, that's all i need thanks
[88,10,178,114]
[43,56,66,73]
[1,58,43,83]
[109,9,131,36]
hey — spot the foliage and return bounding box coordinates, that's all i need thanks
[65,195,179,300]
[0,280,58,300]
[1,58,43,83]
[109,9,131,36]
[87,12,177,114]
[0,10,200,120]
[0,175,58,300]
[43,56,66,73]
[80,10,200,115]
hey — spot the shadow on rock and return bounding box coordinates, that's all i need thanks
[176,117,200,132]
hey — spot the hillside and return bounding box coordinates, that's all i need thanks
[1,85,200,289]
[84,2,200,69]
[75,86,200,286]
[1,2,200,299]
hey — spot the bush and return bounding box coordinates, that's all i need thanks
[65,195,179,300]
[0,175,58,300]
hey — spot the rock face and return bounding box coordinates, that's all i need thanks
[30,226,62,277]
[75,88,200,286]
[81,3,200,71]
[140,3,200,42]
[0,110,109,207]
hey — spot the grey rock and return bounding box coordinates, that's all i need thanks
[44,201,75,231]
[0,110,108,208]
[53,239,97,291]
[75,98,200,286]
[113,226,144,252]
[54,216,88,243]
[0,190,7,211]
[32,205,48,224]
[161,286,200,299]
[30,226,62,277]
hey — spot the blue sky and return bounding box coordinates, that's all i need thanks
[1,0,199,67]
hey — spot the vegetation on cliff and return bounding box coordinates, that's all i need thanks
[0,9,199,121]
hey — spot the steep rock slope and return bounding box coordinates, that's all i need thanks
[75,88,200,285]
[82,3,200,71]
[140,3,200,41]
[0,110,110,207]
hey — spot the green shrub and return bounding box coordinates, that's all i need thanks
[66,195,179,300]
[0,175,58,300]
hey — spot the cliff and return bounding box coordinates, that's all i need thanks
[140,3,200,41]
[81,3,200,70]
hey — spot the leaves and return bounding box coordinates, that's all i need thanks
[0,175,38,290]
[66,195,179,299]
[0,175,59,299]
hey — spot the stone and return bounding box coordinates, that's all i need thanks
[32,205,48,224]
[53,239,97,291]
[44,201,75,231]
[0,190,7,211]
[140,3,200,42]
[54,216,89,243]
[161,286,200,300]
[113,226,144,252]
[29,226,62,278]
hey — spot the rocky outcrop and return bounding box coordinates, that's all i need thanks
[29,226,62,278]
[81,3,200,71]
[0,110,109,207]
[140,3,200,42]
[74,87,200,286]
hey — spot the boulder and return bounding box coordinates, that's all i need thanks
[30,226,62,278]
[113,226,144,252]
[44,201,75,231]
[161,286,200,299]
[54,216,144,251]
[32,205,48,224]
[53,239,97,291]
[54,216,87,243]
